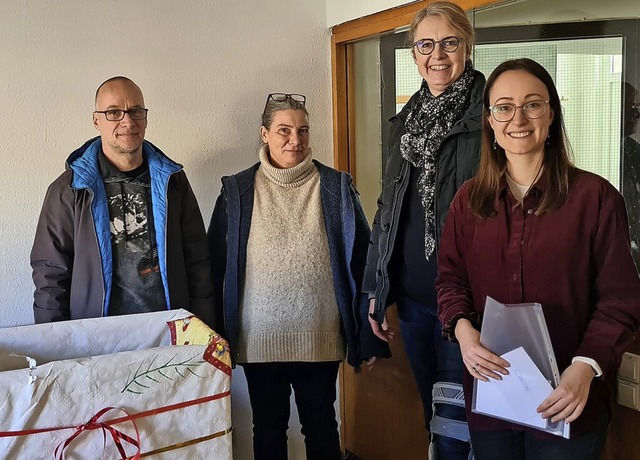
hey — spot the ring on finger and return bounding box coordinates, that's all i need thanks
[471,364,478,373]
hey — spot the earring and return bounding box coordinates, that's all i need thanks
[492,139,497,150]
[545,133,551,146]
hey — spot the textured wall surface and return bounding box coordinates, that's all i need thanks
[0,2,332,458]
[326,0,412,27]
[0,0,332,325]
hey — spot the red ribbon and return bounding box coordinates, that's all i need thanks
[48,391,233,458]
[0,390,231,458]
[53,407,141,460]
[0,390,230,439]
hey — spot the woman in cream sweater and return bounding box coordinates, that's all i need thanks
[208,93,387,460]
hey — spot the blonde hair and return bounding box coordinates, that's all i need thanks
[407,1,475,60]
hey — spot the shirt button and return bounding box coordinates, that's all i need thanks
[521,239,525,244]
[527,209,533,214]
[512,274,517,281]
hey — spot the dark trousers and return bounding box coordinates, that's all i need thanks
[396,295,470,460]
[241,361,342,460]
[469,409,609,460]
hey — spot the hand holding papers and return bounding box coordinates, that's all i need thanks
[471,296,570,438]
[475,347,553,430]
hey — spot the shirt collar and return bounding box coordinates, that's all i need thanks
[498,168,548,193]
[498,168,548,207]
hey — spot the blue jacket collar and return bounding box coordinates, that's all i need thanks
[67,137,182,189]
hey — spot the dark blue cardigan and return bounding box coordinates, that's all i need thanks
[207,160,389,369]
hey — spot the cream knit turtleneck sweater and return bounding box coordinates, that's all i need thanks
[236,146,345,363]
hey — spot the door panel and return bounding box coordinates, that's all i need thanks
[342,307,429,459]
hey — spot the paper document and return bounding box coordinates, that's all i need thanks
[472,296,570,438]
[475,347,553,429]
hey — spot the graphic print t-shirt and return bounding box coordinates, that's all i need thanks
[99,152,167,315]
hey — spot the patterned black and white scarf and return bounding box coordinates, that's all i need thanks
[400,62,475,259]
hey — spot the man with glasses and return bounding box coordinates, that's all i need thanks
[31,76,216,326]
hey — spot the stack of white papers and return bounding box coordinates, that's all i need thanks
[475,346,553,430]
[471,297,570,438]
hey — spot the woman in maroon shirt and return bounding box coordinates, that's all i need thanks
[436,58,640,459]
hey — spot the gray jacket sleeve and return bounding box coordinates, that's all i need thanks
[30,174,75,322]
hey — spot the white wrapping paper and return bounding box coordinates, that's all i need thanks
[0,309,232,459]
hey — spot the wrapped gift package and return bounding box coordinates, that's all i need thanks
[0,309,232,459]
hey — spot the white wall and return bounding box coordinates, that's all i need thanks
[326,0,412,27]
[0,1,331,459]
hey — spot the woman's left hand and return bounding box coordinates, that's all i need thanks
[537,361,595,423]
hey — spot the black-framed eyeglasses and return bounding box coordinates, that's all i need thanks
[265,93,306,107]
[413,36,462,55]
[93,108,149,121]
[489,100,550,123]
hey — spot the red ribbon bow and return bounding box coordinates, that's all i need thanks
[53,407,141,460]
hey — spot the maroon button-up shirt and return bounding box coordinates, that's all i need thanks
[437,169,640,437]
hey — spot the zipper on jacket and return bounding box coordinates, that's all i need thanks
[160,170,178,310]
[87,188,107,317]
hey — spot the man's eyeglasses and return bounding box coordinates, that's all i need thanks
[93,108,149,121]
[489,100,550,123]
[413,36,462,56]
[265,93,306,107]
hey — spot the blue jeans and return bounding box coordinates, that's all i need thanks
[241,361,342,460]
[396,295,470,460]
[469,409,610,460]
